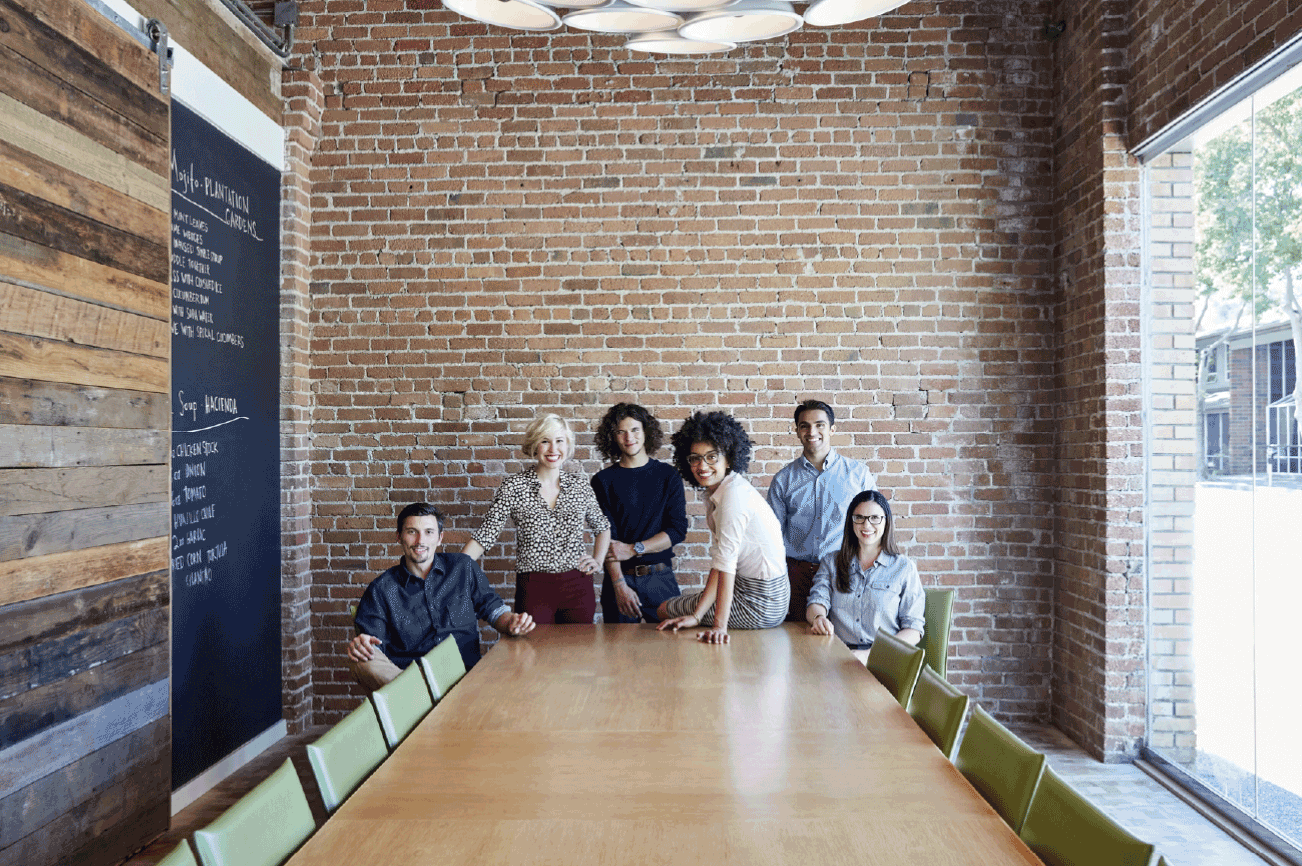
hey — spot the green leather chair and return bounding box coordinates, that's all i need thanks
[954,705,1045,834]
[192,758,314,866]
[1020,766,1156,866]
[906,666,969,759]
[157,841,198,866]
[306,700,389,812]
[418,637,467,703]
[371,660,434,749]
[922,587,954,678]
[866,628,926,707]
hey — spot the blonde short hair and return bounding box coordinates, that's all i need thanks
[521,413,572,460]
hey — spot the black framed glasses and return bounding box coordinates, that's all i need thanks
[851,514,885,526]
[686,451,723,466]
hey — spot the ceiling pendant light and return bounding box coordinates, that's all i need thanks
[625,0,737,13]
[626,32,737,53]
[678,0,801,42]
[802,0,904,27]
[563,2,682,33]
[441,0,563,30]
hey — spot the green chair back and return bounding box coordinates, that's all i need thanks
[922,587,954,678]
[306,700,389,812]
[418,637,467,702]
[954,705,1045,834]
[371,660,433,749]
[192,758,314,866]
[1020,766,1156,866]
[907,666,969,759]
[157,841,198,866]
[866,628,926,707]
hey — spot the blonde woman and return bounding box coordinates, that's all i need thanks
[462,413,611,623]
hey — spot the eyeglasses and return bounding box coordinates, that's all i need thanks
[686,451,723,466]
[851,514,885,526]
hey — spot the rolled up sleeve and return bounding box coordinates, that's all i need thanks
[807,553,835,611]
[897,559,926,634]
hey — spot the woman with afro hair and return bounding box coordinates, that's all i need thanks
[656,411,789,643]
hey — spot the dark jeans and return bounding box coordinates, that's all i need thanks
[601,565,681,623]
[515,569,596,624]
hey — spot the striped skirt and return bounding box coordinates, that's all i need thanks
[662,572,789,629]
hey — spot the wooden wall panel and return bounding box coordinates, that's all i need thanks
[0,0,171,862]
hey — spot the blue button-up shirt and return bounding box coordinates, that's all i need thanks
[767,449,875,562]
[806,551,925,646]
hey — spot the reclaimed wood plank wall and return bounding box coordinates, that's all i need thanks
[0,0,171,863]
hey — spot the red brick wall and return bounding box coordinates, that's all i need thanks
[1050,0,1146,760]
[294,0,1060,723]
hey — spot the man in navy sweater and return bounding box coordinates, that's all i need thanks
[591,403,690,623]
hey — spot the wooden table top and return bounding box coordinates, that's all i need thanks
[288,624,1041,866]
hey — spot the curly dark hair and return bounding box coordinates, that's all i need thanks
[594,403,664,463]
[671,411,753,487]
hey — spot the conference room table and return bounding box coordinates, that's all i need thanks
[287,623,1042,865]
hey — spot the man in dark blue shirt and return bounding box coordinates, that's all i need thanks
[591,403,690,623]
[347,502,534,692]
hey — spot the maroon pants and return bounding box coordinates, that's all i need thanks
[515,569,596,624]
[786,557,819,623]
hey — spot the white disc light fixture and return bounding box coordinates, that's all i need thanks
[442,0,562,29]
[678,0,802,42]
[802,0,904,26]
[625,0,736,13]
[626,32,737,53]
[564,2,682,33]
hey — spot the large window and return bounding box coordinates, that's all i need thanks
[1145,61,1302,856]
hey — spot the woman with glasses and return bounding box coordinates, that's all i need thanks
[806,489,924,664]
[656,411,788,643]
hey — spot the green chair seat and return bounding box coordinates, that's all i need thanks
[954,705,1045,834]
[371,660,434,749]
[1020,766,1156,866]
[907,666,969,759]
[866,628,926,707]
[418,637,467,703]
[157,841,198,866]
[922,587,954,678]
[306,700,389,812]
[193,758,314,866]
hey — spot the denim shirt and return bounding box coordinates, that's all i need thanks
[806,551,925,646]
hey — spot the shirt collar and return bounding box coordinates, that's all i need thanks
[799,448,841,473]
[395,555,444,585]
[708,471,738,505]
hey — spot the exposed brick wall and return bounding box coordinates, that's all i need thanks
[293,0,1059,723]
[1128,1,1302,150]
[1050,0,1146,760]
[281,66,326,733]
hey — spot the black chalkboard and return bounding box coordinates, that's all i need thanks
[170,101,281,788]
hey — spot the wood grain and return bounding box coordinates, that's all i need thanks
[0,0,167,157]
[0,331,168,392]
[0,423,168,467]
[0,377,169,429]
[286,626,1041,866]
[0,717,167,850]
[0,283,168,359]
[0,138,167,249]
[0,568,167,655]
[0,539,166,607]
[0,233,168,320]
[0,178,167,284]
[0,641,167,748]
[0,465,168,516]
[0,504,167,561]
[7,0,159,98]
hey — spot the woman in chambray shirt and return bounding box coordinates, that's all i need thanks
[805,489,924,664]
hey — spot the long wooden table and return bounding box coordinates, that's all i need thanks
[288,624,1041,865]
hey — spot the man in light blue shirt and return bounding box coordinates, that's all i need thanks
[767,399,876,622]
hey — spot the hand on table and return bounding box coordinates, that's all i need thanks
[613,580,642,620]
[347,633,381,663]
[500,612,536,636]
[697,628,729,644]
[657,614,698,632]
[809,614,836,636]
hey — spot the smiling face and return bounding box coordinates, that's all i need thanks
[688,441,729,489]
[397,514,441,572]
[796,408,835,463]
[850,498,887,551]
[534,427,569,470]
[615,417,645,461]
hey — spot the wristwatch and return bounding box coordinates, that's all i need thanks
[633,541,646,556]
